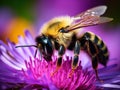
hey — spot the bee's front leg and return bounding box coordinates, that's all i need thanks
[51,44,65,76]
[69,40,81,78]
[57,45,65,67]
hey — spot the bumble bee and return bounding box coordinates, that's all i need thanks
[16,5,113,80]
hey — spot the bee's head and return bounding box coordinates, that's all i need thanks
[35,35,47,45]
[35,35,53,62]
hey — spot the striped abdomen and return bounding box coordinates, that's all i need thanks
[80,32,109,66]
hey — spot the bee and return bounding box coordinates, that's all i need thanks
[16,5,113,80]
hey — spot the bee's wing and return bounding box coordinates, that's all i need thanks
[65,6,113,32]
[66,17,113,31]
[74,5,107,18]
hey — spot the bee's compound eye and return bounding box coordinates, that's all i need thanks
[59,28,66,33]
[59,29,64,33]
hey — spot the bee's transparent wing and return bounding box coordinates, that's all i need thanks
[66,17,113,31]
[74,5,107,18]
[65,6,113,32]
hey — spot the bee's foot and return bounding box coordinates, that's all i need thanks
[50,67,60,77]
[68,69,75,78]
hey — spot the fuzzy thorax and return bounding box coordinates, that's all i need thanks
[39,16,76,47]
[40,16,73,37]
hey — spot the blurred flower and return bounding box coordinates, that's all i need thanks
[2,17,35,43]
[0,30,120,90]
[5,17,35,43]
[0,7,35,43]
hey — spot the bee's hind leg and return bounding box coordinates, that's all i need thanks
[85,37,103,82]
[51,44,65,76]
[92,56,103,82]
[68,40,81,78]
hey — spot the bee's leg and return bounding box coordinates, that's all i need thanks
[51,45,65,76]
[69,40,81,78]
[92,55,102,81]
[34,44,42,59]
[85,40,102,81]
[34,49,38,58]
[57,45,65,67]
[91,54,103,82]
[79,32,108,81]
[92,57,103,82]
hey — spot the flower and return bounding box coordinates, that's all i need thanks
[0,30,120,90]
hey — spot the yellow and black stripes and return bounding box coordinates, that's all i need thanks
[82,32,109,66]
[89,32,109,66]
[79,31,109,80]
[97,40,109,66]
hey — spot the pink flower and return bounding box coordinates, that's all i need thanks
[0,30,120,90]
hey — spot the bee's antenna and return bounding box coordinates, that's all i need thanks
[15,45,39,58]
[15,44,42,59]
[15,45,37,48]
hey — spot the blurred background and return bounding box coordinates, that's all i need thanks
[0,0,119,42]
[0,0,120,66]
